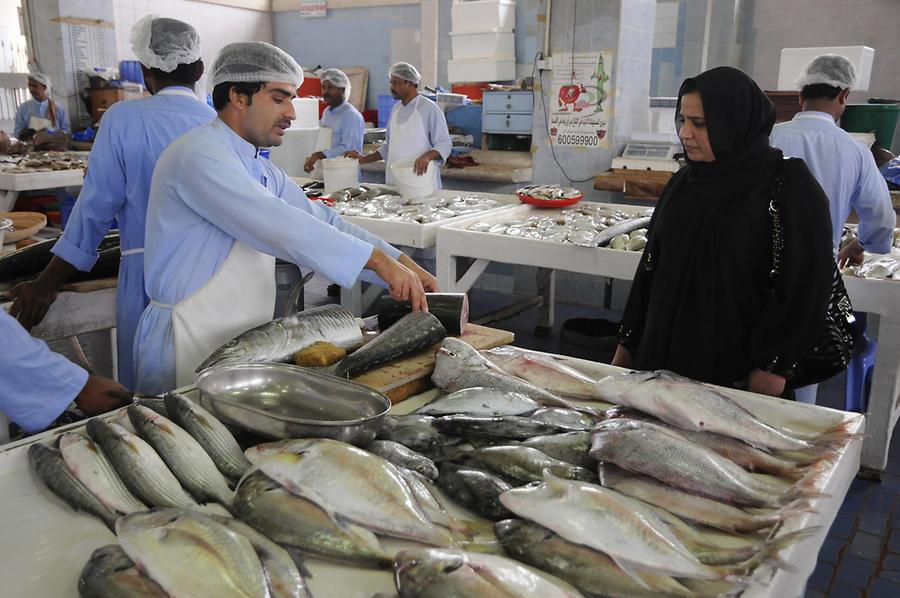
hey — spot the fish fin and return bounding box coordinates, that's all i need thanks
[811,420,865,453]
[284,270,315,317]
[458,539,505,555]
[541,470,572,494]
[748,499,818,531]
[610,557,653,589]
[284,547,314,579]
[733,526,821,573]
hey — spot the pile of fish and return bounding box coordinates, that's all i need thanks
[0,151,87,173]
[467,203,653,249]
[842,255,900,280]
[324,185,502,223]
[516,184,583,201]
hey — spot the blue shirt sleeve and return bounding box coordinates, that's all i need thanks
[853,149,896,254]
[423,100,452,164]
[323,106,364,159]
[52,112,127,271]
[56,102,70,134]
[0,311,87,433]
[14,102,29,138]
[174,148,376,289]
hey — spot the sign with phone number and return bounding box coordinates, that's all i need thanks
[549,51,613,149]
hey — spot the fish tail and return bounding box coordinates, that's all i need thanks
[732,526,821,573]
[811,420,865,453]
[749,499,818,530]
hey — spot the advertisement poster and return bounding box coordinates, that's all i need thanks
[299,0,326,18]
[549,51,613,149]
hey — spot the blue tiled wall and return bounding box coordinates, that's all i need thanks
[273,5,420,110]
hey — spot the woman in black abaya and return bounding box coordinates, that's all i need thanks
[612,67,833,397]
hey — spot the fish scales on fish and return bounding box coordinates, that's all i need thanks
[364,439,439,480]
[78,544,168,598]
[436,463,515,520]
[414,387,540,418]
[377,415,461,458]
[329,311,447,379]
[481,345,606,401]
[393,548,584,598]
[521,432,593,468]
[116,509,271,598]
[590,419,817,508]
[474,445,596,483]
[58,431,147,515]
[432,414,578,440]
[28,443,119,532]
[234,472,392,568]
[85,419,199,510]
[197,304,364,371]
[164,392,251,479]
[595,369,853,452]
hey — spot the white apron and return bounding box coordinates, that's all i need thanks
[166,240,275,387]
[385,96,433,188]
[311,126,333,180]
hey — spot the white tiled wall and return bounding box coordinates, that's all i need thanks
[112,0,273,83]
[653,0,679,49]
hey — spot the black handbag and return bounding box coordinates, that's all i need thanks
[767,159,857,388]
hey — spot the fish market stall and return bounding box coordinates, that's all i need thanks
[0,346,863,597]
[0,152,87,211]
[291,177,519,314]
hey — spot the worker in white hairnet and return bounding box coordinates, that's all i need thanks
[9,15,215,390]
[303,68,364,174]
[347,62,451,192]
[133,42,437,393]
[14,71,69,140]
[770,53,896,405]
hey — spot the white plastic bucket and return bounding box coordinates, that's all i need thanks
[391,158,436,199]
[323,157,360,192]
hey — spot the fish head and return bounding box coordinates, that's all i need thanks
[115,508,189,538]
[58,431,88,451]
[127,404,165,434]
[394,549,467,595]
[595,370,657,399]
[80,544,135,578]
[493,519,554,547]
[85,418,130,445]
[433,338,487,383]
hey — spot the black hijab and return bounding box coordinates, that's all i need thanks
[676,66,781,188]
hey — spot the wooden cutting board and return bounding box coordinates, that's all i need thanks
[352,324,514,403]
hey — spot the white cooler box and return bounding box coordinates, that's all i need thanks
[452,0,516,31]
[448,58,516,83]
[450,29,515,61]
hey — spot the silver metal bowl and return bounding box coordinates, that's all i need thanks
[195,363,391,444]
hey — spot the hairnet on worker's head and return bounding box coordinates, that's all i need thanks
[389,62,421,85]
[794,54,857,90]
[131,15,201,73]
[28,71,50,88]
[210,41,304,89]
[320,68,351,99]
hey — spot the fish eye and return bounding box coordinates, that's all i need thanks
[443,561,463,574]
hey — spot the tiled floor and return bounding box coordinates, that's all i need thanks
[307,280,900,597]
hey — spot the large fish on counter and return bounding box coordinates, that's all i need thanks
[197,304,364,371]
[481,345,605,401]
[595,369,856,452]
[328,310,447,378]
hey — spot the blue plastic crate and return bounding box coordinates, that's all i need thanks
[377,95,399,128]
[445,105,483,148]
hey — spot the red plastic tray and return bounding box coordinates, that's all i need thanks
[516,191,583,208]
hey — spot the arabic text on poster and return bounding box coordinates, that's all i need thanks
[549,51,612,149]
[300,0,327,18]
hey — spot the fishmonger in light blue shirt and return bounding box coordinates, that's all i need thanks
[304,68,364,173]
[14,71,69,139]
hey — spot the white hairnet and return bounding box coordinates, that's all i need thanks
[389,62,421,85]
[320,68,351,99]
[28,71,50,88]
[131,15,201,73]
[210,42,304,89]
[794,54,857,90]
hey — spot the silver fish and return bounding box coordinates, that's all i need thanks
[481,345,605,401]
[595,216,653,247]
[211,515,311,598]
[598,463,813,533]
[432,338,595,413]
[329,311,446,378]
[197,304,363,371]
[595,369,853,452]
[59,431,147,515]
[521,432,593,468]
[433,414,579,440]
[78,544,168,598]
[234,472,391,568]
[414,387,540,417]
[436,463,514,520]
[128,405,234,508]
[394,548,583,598]
[28,443,118,532]
[474,445,595,483]
[164,392,251,479]
[590,419,814,508]
[85,419,198,510]
[117,509,271,598]
[531,407,598,431]
[377,415,461,458]
[364,439,439,480]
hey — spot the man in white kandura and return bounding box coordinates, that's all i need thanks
[133,42,437,394]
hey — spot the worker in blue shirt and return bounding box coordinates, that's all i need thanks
[9,16,214,390]
[14,71,70,141]
[348,62,452,192]
[770,54,897,405]
[771,54,895,266]
[133,42,437,394]
[0,311,125,435]
[303,68,364,174]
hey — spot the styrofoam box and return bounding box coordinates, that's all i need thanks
[777,46,874,92]
[452,0,516,31]
[450,29,515,61]
[448,58,517,84]
[289,97,320,129]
